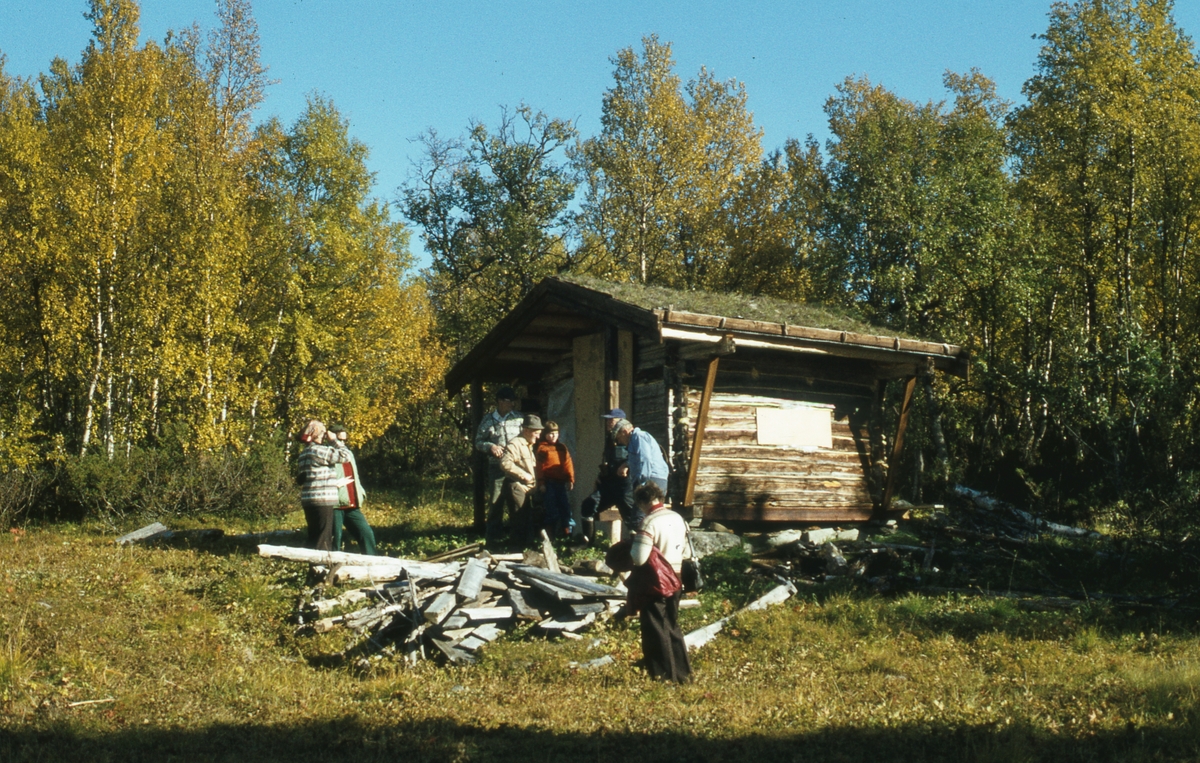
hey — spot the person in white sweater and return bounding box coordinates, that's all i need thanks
[629,482,691,682]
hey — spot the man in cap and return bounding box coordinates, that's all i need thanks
[614,417,669,495]
[500,413,544,544]
[475,386,523,541]
[580,407,637,541]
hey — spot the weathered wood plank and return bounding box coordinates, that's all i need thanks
[455,557,490,599]
[510,565,626,597]
[700,505,876,522]
[459,606,514,622]
[423,592,457,624]
[504,589,543,620]
[116,522,171,545]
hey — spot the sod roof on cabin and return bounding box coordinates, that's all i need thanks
[560,274,920,341]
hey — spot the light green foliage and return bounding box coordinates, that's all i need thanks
[402,105,578,350]
[575,35,766,291]
[1005,0,1200,522]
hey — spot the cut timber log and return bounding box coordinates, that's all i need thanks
[684,582,797,651]
[116,522,172,545]
[456,557,490,599]
[258,545,460,580]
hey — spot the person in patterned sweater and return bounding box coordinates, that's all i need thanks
[296,419,352,551]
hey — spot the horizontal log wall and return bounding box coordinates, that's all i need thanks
[687,386,878,523]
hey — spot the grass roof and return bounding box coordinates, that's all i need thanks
[561,274,917,339]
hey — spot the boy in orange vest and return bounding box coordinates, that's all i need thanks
[536,420,575,538]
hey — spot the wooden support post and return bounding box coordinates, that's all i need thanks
[470,380,486,532]
[683,355,720,508]
[879,375,917,517]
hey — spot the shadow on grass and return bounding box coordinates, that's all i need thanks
[2,716,1196,763]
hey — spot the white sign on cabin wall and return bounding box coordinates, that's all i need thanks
[755,404,833,450]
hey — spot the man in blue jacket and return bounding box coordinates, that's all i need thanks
[613,418,669,494]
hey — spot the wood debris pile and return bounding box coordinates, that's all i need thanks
[259,541,627,666]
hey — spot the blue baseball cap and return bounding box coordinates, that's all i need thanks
[602,408,626,419]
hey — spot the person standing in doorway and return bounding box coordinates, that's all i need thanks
[474,386,523,542]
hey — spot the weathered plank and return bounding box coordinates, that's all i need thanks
[422,592,457,624]
[458,606,514,622]
[456,557,490,599]
[540,530,561,574]
[700,505,876,522]
[524,577,584,601]
[505,589,543,620]
[538,612,596,632]
[684,582,796,650]
[510,565,625,597]
[116,522,172,545]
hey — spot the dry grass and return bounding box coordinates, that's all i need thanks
[2,488,1198,762]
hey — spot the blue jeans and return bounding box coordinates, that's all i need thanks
[543,481,574,534]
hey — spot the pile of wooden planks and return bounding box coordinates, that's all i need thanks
[259,543,627,665]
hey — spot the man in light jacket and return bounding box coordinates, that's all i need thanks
[499,413,543,544]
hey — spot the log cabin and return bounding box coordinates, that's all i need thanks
[446,276,968,529]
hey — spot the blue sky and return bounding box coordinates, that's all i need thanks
[4,0,1199,257]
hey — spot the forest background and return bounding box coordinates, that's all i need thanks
[1,0,1199,537]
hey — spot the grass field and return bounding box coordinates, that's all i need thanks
[2,484,1198,762]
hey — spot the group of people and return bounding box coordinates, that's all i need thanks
[296,419,377,556]
[474,386,670,545]
[291,388,690,683]
[475,385,690,683]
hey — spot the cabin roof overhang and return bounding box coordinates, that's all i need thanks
[445,278,969,394]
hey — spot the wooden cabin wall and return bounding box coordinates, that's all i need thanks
[631,334,674,498]
[682,351,882,523]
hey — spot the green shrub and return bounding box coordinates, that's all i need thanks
[43,437,297,521]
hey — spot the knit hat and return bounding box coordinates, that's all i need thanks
[543,420,560,432]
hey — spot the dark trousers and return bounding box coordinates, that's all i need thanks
[541,481,575,535]
[582,477,641,529]
[639,591,691,683]
[302,503,335,551]
[333,508,376,555]
[485,463,507,540]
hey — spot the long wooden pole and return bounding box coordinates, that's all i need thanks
[880,375,917,517]
[470,380,486,531]
[683,355,720,508]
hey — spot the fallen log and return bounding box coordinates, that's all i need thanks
[258,544,460,580]
[684,581,797,651]
[953,485,1102,540]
